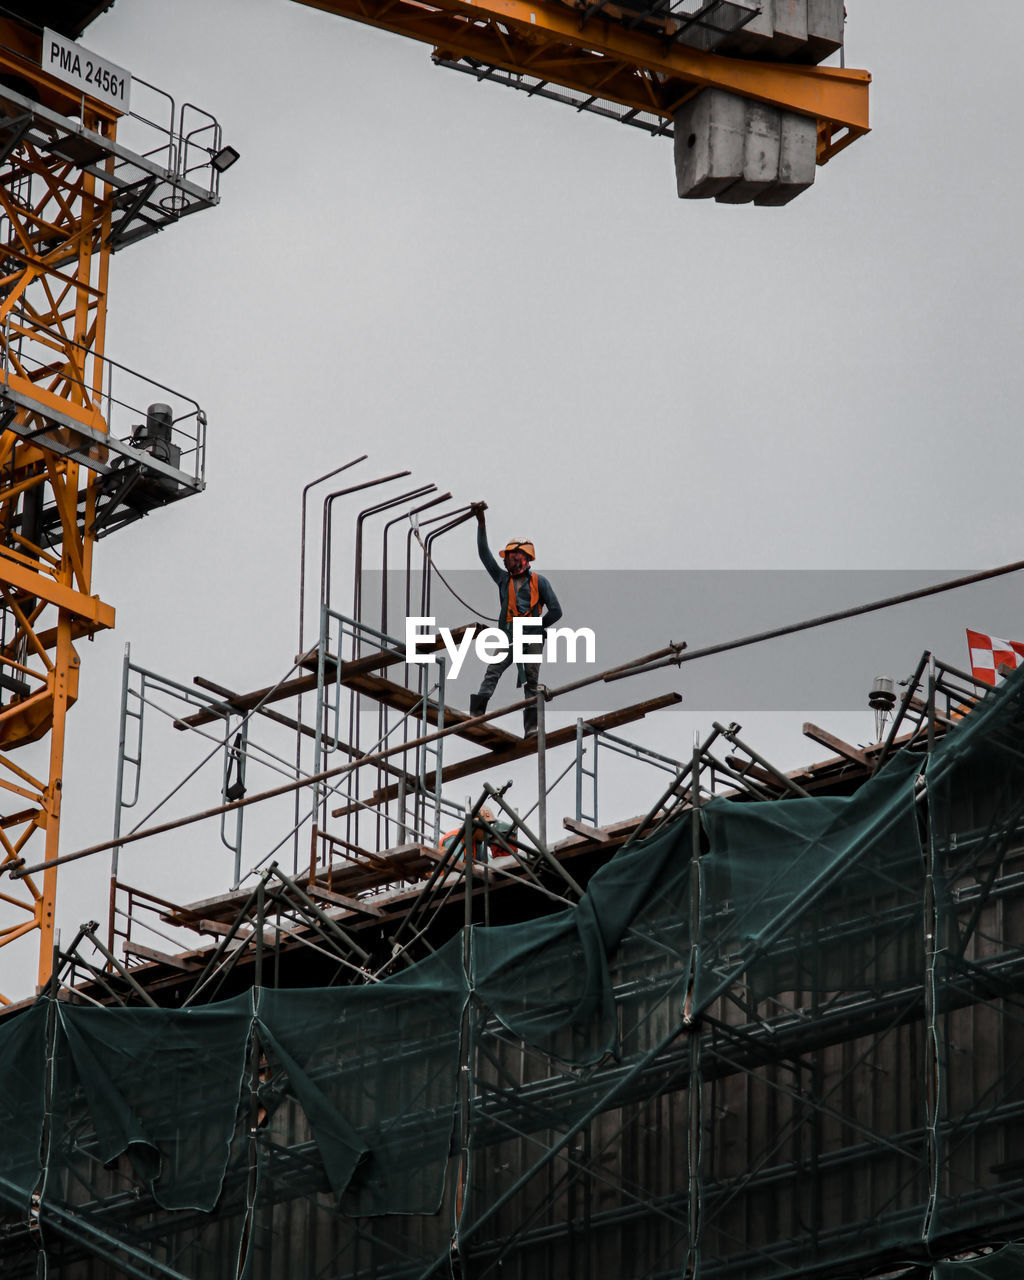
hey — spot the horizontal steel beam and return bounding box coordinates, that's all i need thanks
[0,551,114,628]
[294,0,869,132]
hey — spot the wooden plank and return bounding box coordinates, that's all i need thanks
[364,841,434,862]
[331,668,518,750]
[553,812,650,852]
[724,755,785,790]
[160,886,254,923]
[195,917,239,937]
[176,626,478,730]
[333,692,683,817]
[802,721,872,769]
[307,885,384,918]
[167,848,427,924]
[124,942,198,971]
[293,626,478,677]
[562,817,611,842]
[419,845,493,881]
[306,843,439,896]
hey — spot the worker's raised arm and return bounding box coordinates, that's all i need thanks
[474,511,504,585]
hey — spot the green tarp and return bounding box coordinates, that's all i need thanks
[2,667,1023,1279]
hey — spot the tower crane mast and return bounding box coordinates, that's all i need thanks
[0,3,231,996]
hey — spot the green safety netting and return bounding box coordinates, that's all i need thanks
[925,667,1024,1245]
[695,747,922,1012]
[56,994,252,1212]
[471,823,688,1066]
[464,818,696,1280]
[1,668,1024,1280]
[257,939,467,1217]
[0,1000,47,1212]
[689,746,927,1275]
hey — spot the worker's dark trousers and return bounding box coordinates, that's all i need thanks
[474,654,541,734]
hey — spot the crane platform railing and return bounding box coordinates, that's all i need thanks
[0,40,229,242]
[0,317,206,533]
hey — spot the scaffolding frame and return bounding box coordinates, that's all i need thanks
[5,457,1024,1278]
[5,669,1024,1280]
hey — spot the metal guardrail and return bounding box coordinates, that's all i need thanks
[0,34,230,204]
[0,317,206,492]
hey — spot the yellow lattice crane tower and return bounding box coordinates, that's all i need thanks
[0,3,233,998]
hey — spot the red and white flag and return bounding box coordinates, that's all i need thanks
[966,629,1024,686]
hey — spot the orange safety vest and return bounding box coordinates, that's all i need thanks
[505,573,541,624]
[440,827,493,863]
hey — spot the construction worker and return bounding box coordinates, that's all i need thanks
[438,807,514,864]
[469,504,562,736]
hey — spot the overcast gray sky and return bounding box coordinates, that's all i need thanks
[5,0,1024,996]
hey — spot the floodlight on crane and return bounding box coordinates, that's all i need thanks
[211,144,240,173]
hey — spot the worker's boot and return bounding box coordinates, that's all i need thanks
[523,701,538,737]
[469,693,488,718]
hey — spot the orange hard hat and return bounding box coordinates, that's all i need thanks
[500,540,536,562]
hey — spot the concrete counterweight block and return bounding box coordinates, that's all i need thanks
[739,0,774,40]
[721,0,780,60]
[716,0,841,62]
[673,89,749,200]
[771,0,807,54]
[719,0,806,59]
[674,89,817,205]
[805,0,844,62]
[714,100,781,203]
[754,111,818,205]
